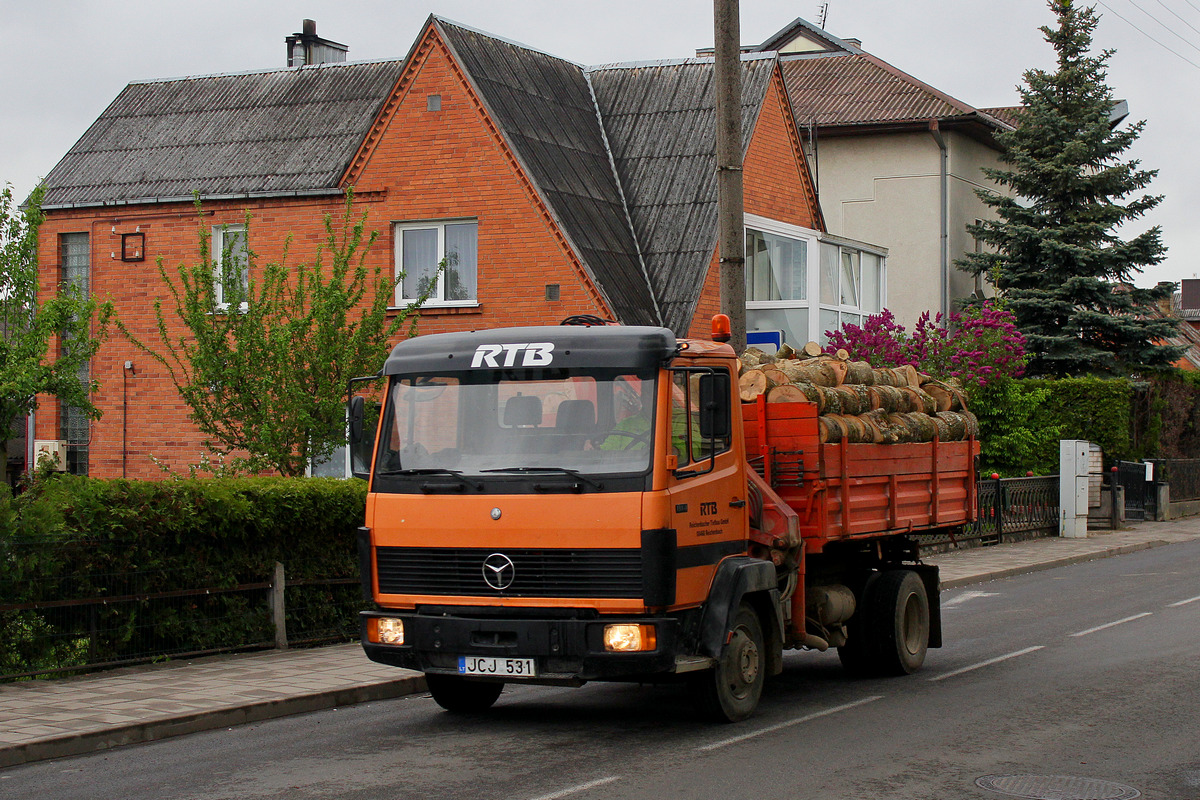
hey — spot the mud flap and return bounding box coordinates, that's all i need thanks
[910,563,942,648]
[698,557,784,672]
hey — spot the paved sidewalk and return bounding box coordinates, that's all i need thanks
[927,515,1200,588]
[0,643,424,769]
[3,515,1199,770]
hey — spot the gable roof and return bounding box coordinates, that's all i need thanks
[756,17,865,56]
[434,18,659,327]
[589,55,775,333]
[755,18,1013,139]
[41,60,405,208]
[779,52,1010,131]
[39,18,817,335]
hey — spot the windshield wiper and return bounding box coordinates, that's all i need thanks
[481,466,604,491]
[376,468,483,491]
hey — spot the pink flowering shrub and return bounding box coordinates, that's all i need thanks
[826,302,1025,393]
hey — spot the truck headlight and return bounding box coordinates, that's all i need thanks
[603,624,656,652]
[370,617,405,645]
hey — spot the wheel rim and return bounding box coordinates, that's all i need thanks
[901,591,922,655]
[726,627,760,699]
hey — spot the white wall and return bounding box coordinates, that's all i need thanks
[814,128,1007,328]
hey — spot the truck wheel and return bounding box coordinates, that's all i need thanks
[695,602,765,722]
[837,573,880,677]
[872,570,929,676]
[425,674,504,713]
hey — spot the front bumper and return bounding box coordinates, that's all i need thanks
[361,610,685,682]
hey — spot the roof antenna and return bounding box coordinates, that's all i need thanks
[817,3,829,29]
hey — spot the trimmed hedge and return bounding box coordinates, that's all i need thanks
[973,376,1137,476]
[1,476,367,677]
[3,475,366,577]
[971,372,1200,475]
[1147,371,1200,458]
[1025,377,1135,462]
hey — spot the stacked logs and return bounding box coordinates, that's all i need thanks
[739,344,979,445]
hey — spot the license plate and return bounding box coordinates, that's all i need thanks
[458,656,537,677]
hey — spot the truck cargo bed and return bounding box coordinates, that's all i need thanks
[743,397,979,552]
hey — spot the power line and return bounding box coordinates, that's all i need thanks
[1152,0,1200,39]
[1095,0,1200,70]
[1121,0,1200,54]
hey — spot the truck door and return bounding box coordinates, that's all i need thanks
[665,367,748,606]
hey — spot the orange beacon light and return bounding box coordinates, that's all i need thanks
[711,314,732,343]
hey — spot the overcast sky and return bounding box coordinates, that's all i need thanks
[4,0,1197,288]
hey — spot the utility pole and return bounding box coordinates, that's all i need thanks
[714,0,746,352]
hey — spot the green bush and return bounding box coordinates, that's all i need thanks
[1,476,367,677]
[1025,376,1135,462]
[972,376,1139,475]
[972,378,1063,476]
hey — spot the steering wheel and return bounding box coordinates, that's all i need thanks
[591,429,651,449]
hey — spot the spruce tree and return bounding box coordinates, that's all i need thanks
[958,0,1180,378]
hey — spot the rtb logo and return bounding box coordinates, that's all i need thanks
[470,342,555,368]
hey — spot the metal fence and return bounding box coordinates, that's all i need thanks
[0,545,364,681]
[1150,458,1200,502]
[917,475,1060,549]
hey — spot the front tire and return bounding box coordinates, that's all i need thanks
[695,603,765,722]
[425,674,504,713]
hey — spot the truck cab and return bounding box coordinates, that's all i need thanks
[356,323,773,719]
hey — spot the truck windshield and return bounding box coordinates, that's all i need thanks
[373,367,656,484]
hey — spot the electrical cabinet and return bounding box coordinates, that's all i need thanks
[1059,439,1091,538]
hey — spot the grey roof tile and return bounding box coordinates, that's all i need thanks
[42,60,405,207]
[437,19,659,327]
[590,57,774,333]
[41,20,798,334]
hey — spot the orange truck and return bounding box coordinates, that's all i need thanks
[353,318,978,721]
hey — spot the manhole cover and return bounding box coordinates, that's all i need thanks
[976,775,1140,800]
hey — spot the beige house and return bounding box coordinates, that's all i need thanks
[735,19,1018,330]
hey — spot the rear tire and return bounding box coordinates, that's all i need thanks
[837,573,880,677]
[425,674,504,713]
[695,602,765,722]
[872,570,930,675]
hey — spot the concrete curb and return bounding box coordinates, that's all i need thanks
[939,540,1169,590]
[0,674,427,770]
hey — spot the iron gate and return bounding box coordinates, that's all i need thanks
[1115,461,1153,521]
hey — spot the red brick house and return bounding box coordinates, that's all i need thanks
[35,16,834,479]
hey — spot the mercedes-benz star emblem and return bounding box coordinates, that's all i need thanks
[482,553,515,591]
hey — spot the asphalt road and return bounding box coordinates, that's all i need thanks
[5,540,1200,800]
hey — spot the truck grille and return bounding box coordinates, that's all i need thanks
[375,546,643,598]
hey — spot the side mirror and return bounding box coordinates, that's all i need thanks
[348,374,383,482]
[349,395,365,444]
[697,373,731,439]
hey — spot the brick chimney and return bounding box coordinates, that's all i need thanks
[286,20,348,67]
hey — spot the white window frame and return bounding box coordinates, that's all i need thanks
[745,215,818,314]
[212,224,248,312]
[308,441,350,479]
[744,214,887,345]
[818,235,887,343]
[393,219,479,308]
